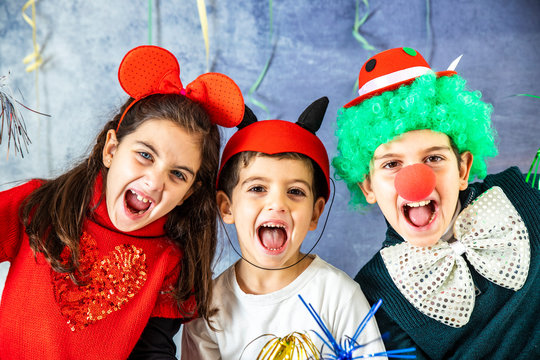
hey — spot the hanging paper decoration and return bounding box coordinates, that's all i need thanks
[148,0,153,44]
[352,0,375,51]
[21,0,43,73]
[515,94,540,99]
[298,295,417,359]
[424,0,433,61]
[196,0,210,72]
[351,0,375,94]
[526,148,540,190]
[0,73,50,159]
[21,0,44,112]
[513,94,540,190]
[246,0,274,117]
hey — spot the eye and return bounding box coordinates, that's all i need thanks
[382,160,400,169]
[171,170,186,181]
[138,151,153,161]
[425,155,444,163]
[248,185,265,193]
[288,188,307,197]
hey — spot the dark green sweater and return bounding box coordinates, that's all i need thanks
[355,167,539,360]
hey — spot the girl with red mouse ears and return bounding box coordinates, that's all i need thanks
[333,47,539,359]
[0,45,244,359]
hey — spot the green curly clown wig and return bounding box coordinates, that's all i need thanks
[332,72,498,207]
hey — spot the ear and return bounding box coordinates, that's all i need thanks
[102,129,119,168]
[358,176,377,204]
[458,151,473,191]
[176,181,200,206]
[309,197,326,231]
[216,190,235,224]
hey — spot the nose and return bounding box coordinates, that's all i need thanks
[394,163,436,201]
[143,169,165,192]
[266,189,287,213]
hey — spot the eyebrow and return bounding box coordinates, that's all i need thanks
[241,176,313,190]
[373,146,452,161]
[136,141,196,177]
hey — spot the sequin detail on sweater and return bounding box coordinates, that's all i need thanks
[51,231,147,331]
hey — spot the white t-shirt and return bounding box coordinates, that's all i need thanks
[182,255,387,360]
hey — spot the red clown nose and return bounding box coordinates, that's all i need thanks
[394,163,436,201]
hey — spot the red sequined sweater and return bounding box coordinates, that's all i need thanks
[0,178,191,359]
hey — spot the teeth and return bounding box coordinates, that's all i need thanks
[130,190,152,204]
[261,224,285,229]
[406,200,431,208]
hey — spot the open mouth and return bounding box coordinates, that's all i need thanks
[257,223,289,252]
[402,200,437,228]
[124,189,152,215]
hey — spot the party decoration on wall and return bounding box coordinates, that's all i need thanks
[514,94,540,99]
[353,0,375,51]
[21,0,45,108]
[0,73,50,159]
[246,0,275,117]
[424,0,433,61]
[147,0,153,44]
[21,0,43,73]
[196,0,210,72]
[299,295,417,359]
[526,148,540,190]
[513,93,540,189]
[351,0,375,94]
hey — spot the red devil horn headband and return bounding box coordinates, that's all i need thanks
[218,97,331,200]
[116,45,244,130]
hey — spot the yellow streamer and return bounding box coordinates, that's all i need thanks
[196,0,210,72]
[22,0,43,73]
[254,332,320,360]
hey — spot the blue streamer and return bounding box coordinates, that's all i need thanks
[298,295,417,359]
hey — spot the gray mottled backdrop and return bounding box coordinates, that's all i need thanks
[1,0,539,354]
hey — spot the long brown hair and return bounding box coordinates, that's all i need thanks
[21,94,219,321]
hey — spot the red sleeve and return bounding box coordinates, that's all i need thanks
[0,180,43,262]
[150,245,196,319]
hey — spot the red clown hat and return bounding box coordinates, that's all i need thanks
[344,47,459,108]
[218,97,331,200]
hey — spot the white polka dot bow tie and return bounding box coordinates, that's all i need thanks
[381,186,530,328]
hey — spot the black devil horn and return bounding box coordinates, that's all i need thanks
[296,96,329,134]
[237,104,258,129]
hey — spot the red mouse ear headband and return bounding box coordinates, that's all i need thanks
[116,45,244,130]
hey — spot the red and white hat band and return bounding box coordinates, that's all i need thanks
[357,66,432,97]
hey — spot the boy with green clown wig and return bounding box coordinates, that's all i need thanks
[333,47,539,359]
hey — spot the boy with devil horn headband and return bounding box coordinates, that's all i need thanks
[333,47,540,359]
[182,97,386,359]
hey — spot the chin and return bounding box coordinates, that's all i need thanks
[407,238,439,247]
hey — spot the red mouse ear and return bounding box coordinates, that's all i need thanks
[185,73,244,128]
[118,45,183,99]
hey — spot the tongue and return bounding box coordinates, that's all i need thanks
[125,191,151,212]
[259,227,286,249]
[408,205,432,227]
